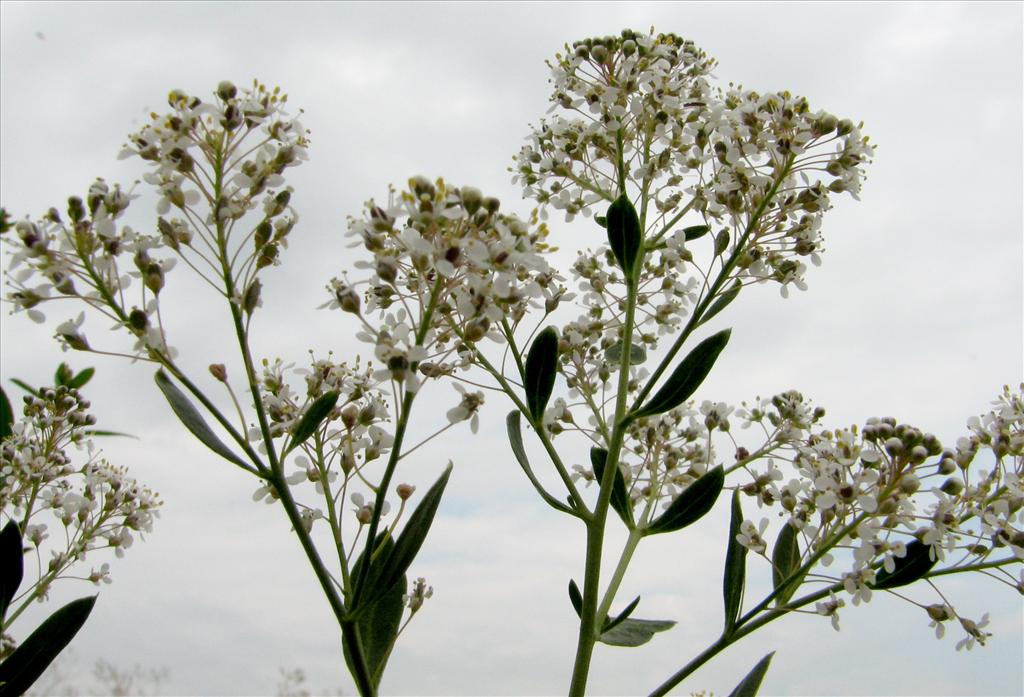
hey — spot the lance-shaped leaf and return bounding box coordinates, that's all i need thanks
[683,224,711,241]
[871,540,938,590]
[722,490,746,633]
[606,194,642,282]
[54,362,74,388]
[343,535,406,689]
[567,579,674,648]
[67,367,95,389]
[632,329,731,420]
[602,595,640,633]
[605,340,647,365]
[524,327,559,422]
[698,281,741,328]
[286,391,339,454]
[599,617,676,647]
[0,386,12,440]
[154,370,250,469]
[506,411,575,515]
[9,378,38,396]
[644,466,724,536]
[771,521,802,606]
[590,448,633,528]
[369,464,453,606]
[568,579,583,617]
[1,521,23,619]
[0,595,96,696]
[726,651,775,697]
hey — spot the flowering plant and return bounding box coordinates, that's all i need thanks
[1,28,1020,696]
[0,364,160,694]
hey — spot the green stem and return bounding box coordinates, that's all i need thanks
[568,234,640,695]
[209,139,374,695]
[631,156,795,412]
[647,634,730,697]
[594,527,644,622]
[351,277,443,608]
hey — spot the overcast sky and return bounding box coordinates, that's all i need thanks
[1,2,1021,696]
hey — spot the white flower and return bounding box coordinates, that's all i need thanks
[736,518,769,554]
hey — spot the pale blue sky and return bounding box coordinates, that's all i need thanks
[1,2,1021,695]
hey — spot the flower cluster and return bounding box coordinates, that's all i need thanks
[512,29,873,298]
[338,177,567,390]
[2,80,309,363]
[1,385,161,604]
[731,385,1022,646]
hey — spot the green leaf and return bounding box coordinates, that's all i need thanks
[83,429,137,439]
[590,448,633,528]
[54,363,74,388]
[0,595,96,696]
[67,367,95,389]
[286,391,339,454]
[871,540,938,590]
[506,411,575,516]
[9,378,37,396]
[0,387,13,440]
[771,521,802,606]
[698,280,741,328]
[723,490,746,634]
[343,535,406,690]
[568,580,673,648]
[682,224,711,241]
[645,466,724,536]
[606,194,643,282]
[605,340,647,365]
[632,329,731,420]
[567,579,583,618]
[602,595,640,633]
[594,215,607,229]
[1,521,23,619]
[153,370,250,470]
[726,651,775,697]
[524,327,559,422]
[370,464,452,606]
[598,617,675,647]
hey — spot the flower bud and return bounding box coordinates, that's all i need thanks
[396,483,416,500]
[899,473,920,494]
[410,176,434,199]
[908,445,929,464]
[937,454,957,475]
[460,186,483,215]
[940,478,964,495]
[883,437,903,456]
[217,80,237,100]
[209,364,228,382]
